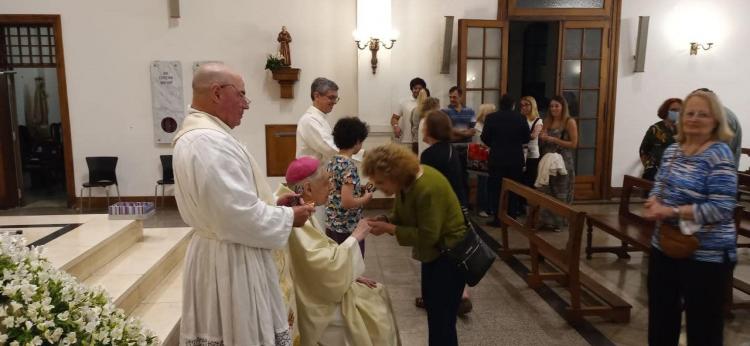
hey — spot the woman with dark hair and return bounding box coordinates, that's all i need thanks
[326,117,372,254]
[639,98,682,180]
[538,95,578,231]
[420,110,468,207]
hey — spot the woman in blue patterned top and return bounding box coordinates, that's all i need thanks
[644,90,737,346]
[326,117,372,256]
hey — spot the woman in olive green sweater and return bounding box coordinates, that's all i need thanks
[364,144,467,346]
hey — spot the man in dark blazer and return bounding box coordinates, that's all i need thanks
[481,94,530,226]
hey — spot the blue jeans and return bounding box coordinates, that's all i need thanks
[477,175,490,213]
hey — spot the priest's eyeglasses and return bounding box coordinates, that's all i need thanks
[220,84,251,104]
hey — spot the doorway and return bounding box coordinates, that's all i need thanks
[0,15,73,209]
[507,21,559,115]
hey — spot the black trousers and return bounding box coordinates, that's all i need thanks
[488,164,523,218]
[422,254,466,346]
[647,249,734,346]
[523,158,540,188]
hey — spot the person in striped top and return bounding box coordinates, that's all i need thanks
[644,90,737,346]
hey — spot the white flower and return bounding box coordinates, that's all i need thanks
[9,341,19,346]
[0,334,7,343]
[57,311,69,321]
[2,316,14,328]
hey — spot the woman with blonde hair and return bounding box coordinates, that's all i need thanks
[644,90,736,345]
[538,95,578,231]
[520,96,543,188]
[473,103,496,217]
[363,144,467,346]
[410,89,440,156]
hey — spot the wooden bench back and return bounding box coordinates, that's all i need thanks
[619,175,654,222]
[499,178,586,266]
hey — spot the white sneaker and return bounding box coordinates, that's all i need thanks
[478,211,489,218]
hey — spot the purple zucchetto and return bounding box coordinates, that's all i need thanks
[285,156,320,184]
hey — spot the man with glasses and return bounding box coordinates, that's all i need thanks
[296,77,341,161]
[173,63,313,345]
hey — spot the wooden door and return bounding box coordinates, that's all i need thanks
[556,20,610,199]
[0,72,20,208]
[458,19,509,110]
[265,124,297,177]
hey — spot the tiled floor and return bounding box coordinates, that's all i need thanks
[3,203,749,345]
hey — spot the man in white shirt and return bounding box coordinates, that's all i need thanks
[296,77,340,161]
[174,63,314,346]
[390,77,426,153]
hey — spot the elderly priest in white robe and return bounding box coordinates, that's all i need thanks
[173,63,314,346]
[276,156,399,346]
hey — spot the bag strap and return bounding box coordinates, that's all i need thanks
[529,117,541,135]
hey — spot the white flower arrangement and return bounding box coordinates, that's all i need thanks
[0,234,158,345]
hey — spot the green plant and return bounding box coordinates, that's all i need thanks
[265,53,285,71]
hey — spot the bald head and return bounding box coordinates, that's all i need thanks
[192,63,237,95]
[191,63,249,128]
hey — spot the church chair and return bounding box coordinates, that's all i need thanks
[80,156,120,212]
[154,155,174,208]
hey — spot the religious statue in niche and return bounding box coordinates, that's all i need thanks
[277,26,292,66]
[269,25,300,99]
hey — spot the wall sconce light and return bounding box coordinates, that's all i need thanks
[690,42,714,55]
[354,36,396,74]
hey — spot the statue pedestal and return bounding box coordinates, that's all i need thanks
[271,67,300,99]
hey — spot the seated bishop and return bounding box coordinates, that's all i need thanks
[275,156,398,346]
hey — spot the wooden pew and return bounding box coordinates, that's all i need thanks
[586,175,750,311]
[739,172,750,203]
[497,178,632,323]
[585,175,654,259]
[742,148,750,173]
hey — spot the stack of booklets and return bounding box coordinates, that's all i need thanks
[108,202,155,216]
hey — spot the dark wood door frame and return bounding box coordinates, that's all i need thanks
[0,14,75,207]
[486,0,621,199]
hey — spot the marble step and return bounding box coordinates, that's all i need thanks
[6,214,145,281]
[131,260,184,346]
[83,227,192,315]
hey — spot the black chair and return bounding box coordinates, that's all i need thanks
[80,156,120,212]
[154,155,174,208]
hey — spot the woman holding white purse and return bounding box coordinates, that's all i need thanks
[643,90,737,346]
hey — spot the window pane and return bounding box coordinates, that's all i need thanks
[576,148,596,175]
[583,29,602,59]
[9,27,17,35]
[579,119,597,147]
[40,27,48,35]
[465,91,482,111]
[564,29,582,59]
[561,60,580,89]
[41,36,48,45]
[10,36,18,46]
[31,47,39,56]
[32,56,40,64]
[485,28,502,58]
[580,90,598,117]
[19,27,27,36]
[581,59,600,89]
[516,0,604,8]
[484,59,501,89]
[42,46,50,56]
[29,27,37,35]
[11,56,20,64]
[562,90,580,117]
[30,36,38,45]
[468,27,483,57]
[483,90,500,108]
[20,36,28,46]
[11,46,19,57]
[21,47,29,56]
[22,56,30,64]
[466,59,483,88]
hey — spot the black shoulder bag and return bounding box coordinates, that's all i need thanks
[441,209,497,286]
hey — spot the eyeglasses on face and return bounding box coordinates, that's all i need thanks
[220,84,251,104]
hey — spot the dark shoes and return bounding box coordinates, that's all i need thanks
[486,219,502,227]
[415,297,473,315]
[458,297,473,315]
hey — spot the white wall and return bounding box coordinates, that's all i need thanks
[0,0,357,195]
[613,0,750,184]
[3,0,747,196]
